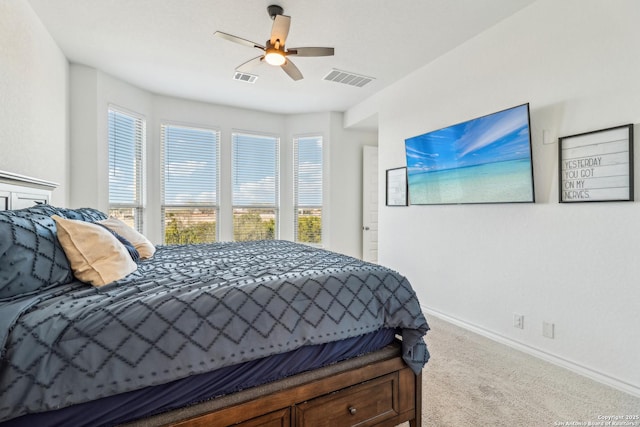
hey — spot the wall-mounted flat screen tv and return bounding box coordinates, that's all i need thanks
[404,103,535,205]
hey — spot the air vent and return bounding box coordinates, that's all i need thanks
[322,69,374,87]
[233,71,258,84]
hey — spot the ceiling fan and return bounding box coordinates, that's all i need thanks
[214,5,334,81]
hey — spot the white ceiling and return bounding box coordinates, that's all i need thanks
[27,0,535,117]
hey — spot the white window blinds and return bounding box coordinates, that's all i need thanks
[232,132,279,241]
[294,136,323,244]
[108,108,144,231]
[161,124,219,244]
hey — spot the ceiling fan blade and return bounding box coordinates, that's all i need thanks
[270,15,291,46]
[214,31,265,50]
[236,56,264,73]
[281,59,303,81]
[287,47,334,57]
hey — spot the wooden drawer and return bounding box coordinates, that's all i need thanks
[295,373,399,427]
[234,408,290,427]
[180,407,290,427]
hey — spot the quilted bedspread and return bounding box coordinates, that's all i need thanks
[0,240,429,422]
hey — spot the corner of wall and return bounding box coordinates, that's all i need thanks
[0,1,69,206]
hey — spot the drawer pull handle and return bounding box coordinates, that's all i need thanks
[348,406,357,416]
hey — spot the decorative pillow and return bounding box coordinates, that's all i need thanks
[52,215,137,287]
[98,217,156,259]
[0,206,74,301]
[94,222,141,262]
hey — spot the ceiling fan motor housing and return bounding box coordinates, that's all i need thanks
[267,5,284,19]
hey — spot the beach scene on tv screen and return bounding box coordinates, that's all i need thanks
[405,104,534,205]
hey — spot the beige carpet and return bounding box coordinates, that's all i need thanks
[411,315,640,426]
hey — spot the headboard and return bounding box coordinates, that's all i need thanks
[0,170,58,211]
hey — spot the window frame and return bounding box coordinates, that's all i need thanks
[160,122,221,244]
[293,134,323,246]
[231,131,280,241]
[107,105,146,232]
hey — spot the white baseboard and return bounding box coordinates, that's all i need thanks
[422,306,640,398]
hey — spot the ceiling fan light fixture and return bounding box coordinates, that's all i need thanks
[264,49,286,66]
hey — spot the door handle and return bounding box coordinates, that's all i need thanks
[363,226,370,231]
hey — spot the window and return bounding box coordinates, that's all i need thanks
[294,136,323,244]
[108,108,144,231]
[162,124,219,244]
[232,132,279,241]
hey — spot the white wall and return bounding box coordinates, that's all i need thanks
[70,65,154,215]
[347,0,640,395]
[328,113,377,257]
[0,1,69,205]
[69,66,375,256]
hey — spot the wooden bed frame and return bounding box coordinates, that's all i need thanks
[124,341,421,427]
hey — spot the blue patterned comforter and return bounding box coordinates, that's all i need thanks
[0,240,429,422]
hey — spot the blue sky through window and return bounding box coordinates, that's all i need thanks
[163,125,218,205]
[233,133,278,206]
[295,136,322,206]
[108,109,141,204]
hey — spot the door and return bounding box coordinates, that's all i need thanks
[362,146,378,263]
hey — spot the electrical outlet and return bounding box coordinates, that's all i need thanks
[543,321,555,339]
[513,313,524,329]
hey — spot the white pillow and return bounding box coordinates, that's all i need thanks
[52,215,137,287]
[98,217,156,259]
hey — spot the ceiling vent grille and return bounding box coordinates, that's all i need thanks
[322,69,374,87]
[233,71,258,84]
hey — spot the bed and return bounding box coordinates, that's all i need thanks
[0,173,430,427]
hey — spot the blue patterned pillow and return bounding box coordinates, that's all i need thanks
[0,206,74,300]
[59,207,108,222]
